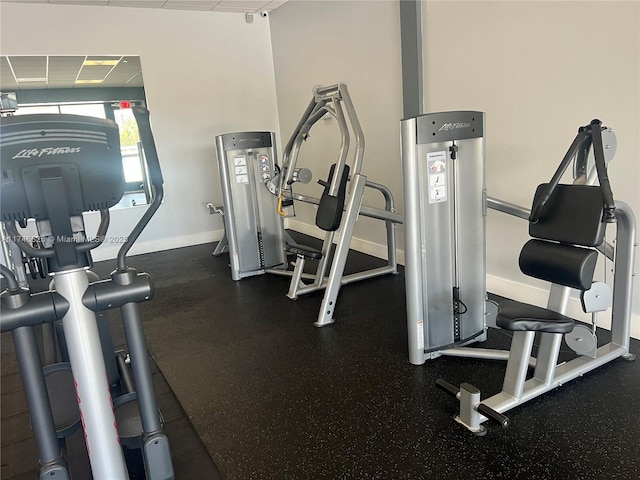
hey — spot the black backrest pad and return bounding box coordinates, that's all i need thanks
[316,164,350,232]
[529,183,606,247]
[519,239,598,290]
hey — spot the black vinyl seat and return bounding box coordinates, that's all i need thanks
[495,298,575,334]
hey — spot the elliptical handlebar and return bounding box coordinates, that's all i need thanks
[132,106,164,188]
[117,106,164,270]
[0,263,19,291]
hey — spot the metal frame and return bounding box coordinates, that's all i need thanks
[213,84,401,327]
[447,202,636,433]
[425,121,636,433]
[274,83,401,327]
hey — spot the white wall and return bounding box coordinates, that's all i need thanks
[0,2,280,260]
[269,0,404,256]
[423,0,640,332]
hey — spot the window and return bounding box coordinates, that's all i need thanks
[113,108,144,187]
[14,104,62,115]
[60,103,106,118]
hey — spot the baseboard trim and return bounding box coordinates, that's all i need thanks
[90,229,225,262]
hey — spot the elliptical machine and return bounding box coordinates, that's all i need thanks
[0,107,174,478]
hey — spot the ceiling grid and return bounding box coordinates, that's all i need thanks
[0,0,287,13]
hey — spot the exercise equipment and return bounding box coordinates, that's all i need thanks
[402,114,636,433]
[0,108,174,478]
[214,132,288,280]
[214,84,402,327]
[402,111,488,363]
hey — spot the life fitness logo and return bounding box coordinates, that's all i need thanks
[12,146,81,159]
[439,122,471,131]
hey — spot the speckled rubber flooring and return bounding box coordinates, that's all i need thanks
[2,235,639,479]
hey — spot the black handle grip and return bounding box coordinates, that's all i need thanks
[132,106,164,187]
[589,119,616,223]
[477,403,509,428]
[435,379,460,398]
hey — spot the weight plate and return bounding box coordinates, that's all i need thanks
[565,324,597,356]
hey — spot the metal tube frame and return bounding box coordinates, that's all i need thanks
[457,202,636,429]
[423,121,636,430]
[53,268,130,479]
[12,326,71,479]
[270,84,398,325]
[280,180,400,300]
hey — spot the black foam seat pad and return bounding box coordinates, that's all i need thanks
[285,244,323,260]
[492,294,575,334]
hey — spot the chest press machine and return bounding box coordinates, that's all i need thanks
[0,109,174,477]
[214,84,402,327]
[402,114,636,433]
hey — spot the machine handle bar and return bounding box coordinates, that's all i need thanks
[117,108,165,270]
[477,403,510,429]
[132,106,164,187]
[435,378,459,397]
[435,379,510,428]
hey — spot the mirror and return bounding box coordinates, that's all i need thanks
[0,55,150,208]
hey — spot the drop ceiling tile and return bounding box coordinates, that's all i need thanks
[77,69,111,85]
[48,56,84,84]
[84,55,122,63]
[1,57,19,90]
[49,0,109,5]
[9,56,47,81]
[104,58,143,85]
[109,0,167,8]
[212,6,254,13]
[163,0,220,9]
[264,0,287,9]
[0,0,287,12]
[217,1,270,10]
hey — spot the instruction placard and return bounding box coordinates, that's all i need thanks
[233,156,249,184]
[426,151,447,204]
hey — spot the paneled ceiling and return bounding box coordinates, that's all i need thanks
[1,55,144,90]
[0,0,287,14]
[0,1,288,91]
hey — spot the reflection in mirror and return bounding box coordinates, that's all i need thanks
[0,55,149,208]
